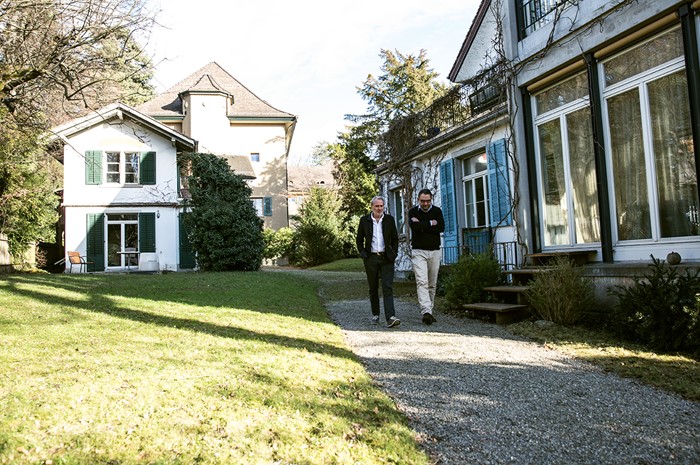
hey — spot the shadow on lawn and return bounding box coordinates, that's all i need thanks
[1,273,357,361]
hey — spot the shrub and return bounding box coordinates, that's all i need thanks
[291,187,345,267]
[182,153,264,271]
[524,256,594,326]
[262,227,295,261]
[444,252,502,308]
[609,256,700,353]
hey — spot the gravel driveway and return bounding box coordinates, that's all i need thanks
[324,294,700,465]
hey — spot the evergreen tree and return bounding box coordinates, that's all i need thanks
[182,153,264,271]
[291,187,347,267]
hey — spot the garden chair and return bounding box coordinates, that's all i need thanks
[67,251,92,273]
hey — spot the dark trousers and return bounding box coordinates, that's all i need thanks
[363,253,396,321]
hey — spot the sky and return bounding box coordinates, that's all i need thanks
[148,1,480,165]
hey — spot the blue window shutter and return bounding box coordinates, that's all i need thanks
[263,197,272,217]
[487,139,512,226]
[86,213,105,271]
[139,213,156,253]
[140,151,156,185]
[85,151,102,185]
[439,159,458,251]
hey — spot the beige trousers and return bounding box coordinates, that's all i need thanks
[412,249,442,314]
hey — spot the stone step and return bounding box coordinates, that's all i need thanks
[463,302,528,325]
[483,285,529,293]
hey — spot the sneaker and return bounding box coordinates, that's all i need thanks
[422,313,435,325]
[387,316,401,328]
[371,315,380,325]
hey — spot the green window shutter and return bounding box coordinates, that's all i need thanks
[85,150,103,185]
[179,213,197,269]
[140,151,156,185]
[86,213,105,271]
[139,212,156,253]
[263,197,273,217]
[487,139,513,226]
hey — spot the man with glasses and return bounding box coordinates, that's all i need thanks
[409,189,444,325]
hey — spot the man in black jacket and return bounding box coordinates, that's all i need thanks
[356,196,400,328]
[409,189,445,325]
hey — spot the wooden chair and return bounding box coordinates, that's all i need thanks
[67,251,92,273]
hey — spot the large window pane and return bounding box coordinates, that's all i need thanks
[608,88,651,240]
[649,70,699,238]
[567,107,600,243]
[604,27,683,86]
[538,119,569,245]
[536,72,589,114]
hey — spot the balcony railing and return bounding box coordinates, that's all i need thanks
[378,76,505,164]
[518,0,574,39]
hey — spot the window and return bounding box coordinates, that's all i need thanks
[517,0,574,38]
[602,27,698,241]
[251,198,263,217]
[85,150,155,185]
[250,153,260,162]
[533,72,599,246]
[106,213,139,268]
[106,152,139,184]
[462,154,490,228]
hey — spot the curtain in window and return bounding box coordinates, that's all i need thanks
[538,119,569,245]
[649,70,699,238]
[609,88,651,241]
[567,107,600,244]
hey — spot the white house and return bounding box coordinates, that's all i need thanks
[137,62,297,231]
[53,103,196,272]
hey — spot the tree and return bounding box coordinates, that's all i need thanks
[327,49,450,223]
[291,187,348,267]
[182,153,264,272]
[0,0,157,257]
[0,0,157,130]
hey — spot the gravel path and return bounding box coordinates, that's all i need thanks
[326,298,700,464]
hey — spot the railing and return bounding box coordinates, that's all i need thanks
[441,241,518,272]
[378,77,506,163]
[518,0,574,38]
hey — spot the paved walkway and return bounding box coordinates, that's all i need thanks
[317,277,700,465]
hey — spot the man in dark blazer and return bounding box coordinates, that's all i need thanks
[356,195,400,327]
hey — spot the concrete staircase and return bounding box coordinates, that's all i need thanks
[463,250,596,325]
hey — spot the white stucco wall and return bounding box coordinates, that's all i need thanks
[62,117,183,272]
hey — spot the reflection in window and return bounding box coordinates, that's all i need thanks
[105,152,139,184]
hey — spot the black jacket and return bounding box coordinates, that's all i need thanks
[408,205,445,250]
[356,213,399,262]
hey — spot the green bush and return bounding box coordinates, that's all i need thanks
[609,256,700,353]
[182,153,264,271]
[262,227,295,260]
[524,256,594,325]
[291,187,346,267]
[444,252,502,308]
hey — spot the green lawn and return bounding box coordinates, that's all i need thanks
[0,271,429,465]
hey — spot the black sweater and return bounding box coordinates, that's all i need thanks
[408,205,445,250]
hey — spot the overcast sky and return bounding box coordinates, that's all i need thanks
[148,1,479,165]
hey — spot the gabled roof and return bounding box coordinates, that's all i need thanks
[137,62,295,120]
[448,0,492,83]
[222,155,256,179]
[288,164,335,193]
[49,102,197,152]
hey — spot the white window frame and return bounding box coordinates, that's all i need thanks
[105,151,139,185]
[251,197,264,217]
[600,29,688,244]
[461,153,490,229]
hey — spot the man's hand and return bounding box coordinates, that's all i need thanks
[411,217,419,222]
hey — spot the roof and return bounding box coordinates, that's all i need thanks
[137,62,296,120]
[448,0,492,83]
[49,102,197,152]
[288,164,335,193]
[222,155,256,179]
